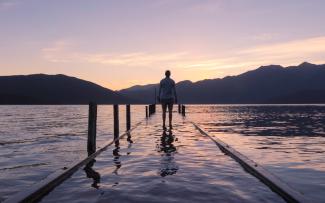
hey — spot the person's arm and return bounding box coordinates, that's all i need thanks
[158,82,161,103]
[173,82,178,104]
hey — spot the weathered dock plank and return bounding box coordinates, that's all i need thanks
[38,114,285,203]
[191,122,310,203]
[3,122,142,203]
[3,106,307,203]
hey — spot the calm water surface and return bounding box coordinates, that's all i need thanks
[187,104,325,203]
[40,115,284,203]
[0,105,324,202]
[0,105,144,202]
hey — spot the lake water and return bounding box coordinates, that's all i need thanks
[0,105,325,202]
[39,114,284,203]
[187,105,325,203]
[0,105,145,202]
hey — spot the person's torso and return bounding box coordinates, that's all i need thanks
[160,78,175,99]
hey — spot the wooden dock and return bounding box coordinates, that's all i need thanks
[4,104,310,203]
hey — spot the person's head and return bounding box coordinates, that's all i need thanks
[165,70,171,78]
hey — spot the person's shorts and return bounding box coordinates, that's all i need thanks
[161,98,174,105]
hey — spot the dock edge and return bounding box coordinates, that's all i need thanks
[4,121,143,203]
[191,121,310,203]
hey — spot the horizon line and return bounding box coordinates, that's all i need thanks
[0,61,323,91]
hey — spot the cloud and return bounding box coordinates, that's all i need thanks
[186,0,223,13]
[0,0,19,10]
[240,36,325,56]
[251,33,279,41]
[42,36,325,75]
[42,40,77,63]
[42,42,188,66]
[182,36,325,71]
[151,0,222,13]
[83,52,188,66]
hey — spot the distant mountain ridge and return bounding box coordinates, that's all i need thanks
[1,62,325,104]
[118,62,325,104]
[0,74,135,104]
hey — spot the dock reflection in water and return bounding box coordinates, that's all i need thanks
[83,159,101,189]
[0,105,146,201]
[157,130,178,177]
[39,115,284,203]
[112,140,121,175]
[126,132,133,155]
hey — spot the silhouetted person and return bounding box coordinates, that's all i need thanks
[158,70,178,130]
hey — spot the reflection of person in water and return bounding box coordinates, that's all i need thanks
[84,159,101,189]
[113,140,121,175]
[157,130,178,177]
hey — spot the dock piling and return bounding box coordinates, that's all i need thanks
[146,104,157,118]
[182,105,186,117]
[149,104,153,116]
[178,104,181,114]
[114,104,119,139]
[149,105,151,116]
[87,102,97,155]
[126,104,131,131]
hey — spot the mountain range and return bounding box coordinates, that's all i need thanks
[1,62,325,104]
[0,74,134,104]
[119,62,325,104]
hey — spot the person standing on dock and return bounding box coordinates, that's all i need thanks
[158,70,178,130]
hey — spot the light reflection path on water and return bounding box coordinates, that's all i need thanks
[40,115,284,203]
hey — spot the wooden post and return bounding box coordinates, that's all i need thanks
[148,105,151,116]
[146,106,148,118]
[178,104,181,114]
[182,105,186,117]
[126,104,131,131]
[114,104,119,139]
[88,102,97,155]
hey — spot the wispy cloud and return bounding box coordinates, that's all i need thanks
[42,36,325,76]
[180,36,325,71]
[186,0,223,13]
[42,40,75,62]
[251,33,280,41]
[0,0,19,10]
[240,36,325,56]
[150,0,223,13]
[83,52,188,66]
[42,41,188,66]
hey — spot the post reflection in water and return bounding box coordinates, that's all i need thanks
[126,132,133,155]
[83,159,101,189]
[113,140,121,175]
[157,130,179,177]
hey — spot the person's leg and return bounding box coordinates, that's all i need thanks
[168,102,173,129]
[162,103,167,130]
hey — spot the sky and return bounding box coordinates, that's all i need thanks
[1,0,325,90]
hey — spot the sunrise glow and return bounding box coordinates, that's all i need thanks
[1,0,325,89]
